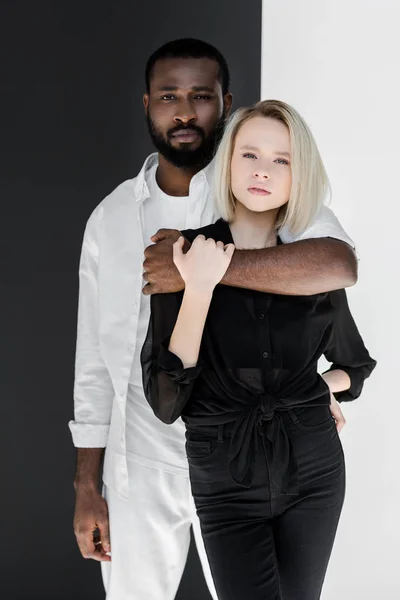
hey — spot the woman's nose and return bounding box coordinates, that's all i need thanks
[253,169,269,179]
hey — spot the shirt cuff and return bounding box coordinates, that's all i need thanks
[323,365,366,402]
[158,337,203,384]
[68,421,110,447]
[279,205,357,253]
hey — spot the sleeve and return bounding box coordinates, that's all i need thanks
[141,291,204,424]
[280,205,356,252]
[323,289,377,402]
[68,206,115,447]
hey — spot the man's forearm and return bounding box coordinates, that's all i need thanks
[221,238,358,295]
[74,448,104,491]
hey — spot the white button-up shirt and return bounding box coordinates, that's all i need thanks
[69,153,354,499]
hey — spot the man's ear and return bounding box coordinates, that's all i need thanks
[223,93,233,118]
[143,93,149,115]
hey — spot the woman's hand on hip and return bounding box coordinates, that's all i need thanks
[329,392,346,433]
[173,235,235,293]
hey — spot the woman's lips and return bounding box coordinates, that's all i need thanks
[247,187,271,195]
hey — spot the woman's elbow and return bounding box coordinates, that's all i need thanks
[154,409,179,425]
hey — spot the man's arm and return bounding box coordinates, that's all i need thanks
[143,230,357,296]
[70,207,114,562]
[221,237,357,295]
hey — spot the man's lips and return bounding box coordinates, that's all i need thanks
[171,129,199,143]
[247,187,271,195]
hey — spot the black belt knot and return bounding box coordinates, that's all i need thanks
[227,397,299,495]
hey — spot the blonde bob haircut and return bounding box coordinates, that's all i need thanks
[213,99,331,235]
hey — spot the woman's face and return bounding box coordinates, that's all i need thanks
[230,116,292,214]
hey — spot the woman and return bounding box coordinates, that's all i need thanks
[141,100,376,600]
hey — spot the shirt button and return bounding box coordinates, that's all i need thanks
[259,313,265,320]
[262,351,269,359]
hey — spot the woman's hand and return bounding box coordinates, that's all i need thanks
[329,392,346,433]
[173,235,235,293]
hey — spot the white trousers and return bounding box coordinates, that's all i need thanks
[101,459,218,600]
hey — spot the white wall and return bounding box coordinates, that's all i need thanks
[262,1,400,598]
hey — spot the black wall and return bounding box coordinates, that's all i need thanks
[0,2,261,598]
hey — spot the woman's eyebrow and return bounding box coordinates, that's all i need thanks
[240,145,291,157]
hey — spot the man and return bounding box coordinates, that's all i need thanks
[70,38,357,600]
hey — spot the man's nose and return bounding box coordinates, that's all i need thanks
[173,101,197,125]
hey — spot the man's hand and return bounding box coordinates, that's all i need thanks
[73,485,111,562]
[143,228,191,295]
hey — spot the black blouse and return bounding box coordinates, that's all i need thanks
[141,219,376,488]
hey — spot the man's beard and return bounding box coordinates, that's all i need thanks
[146,113,226,169]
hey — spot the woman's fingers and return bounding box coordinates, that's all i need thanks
[172,236,185,263]
[330,395,346,433]
[224,243,236,259]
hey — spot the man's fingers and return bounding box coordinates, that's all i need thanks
[151,228,180,243]
[77,532,111,562]
[142,282,153,296]
[151,228,172,243]
[76,530,96,559]
[84,550,112,562]
[98,519,111,553]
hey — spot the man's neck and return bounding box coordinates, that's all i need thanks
[155,154,205,197]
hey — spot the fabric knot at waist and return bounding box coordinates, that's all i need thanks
[227,393,298,495]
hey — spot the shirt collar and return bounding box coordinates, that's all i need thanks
[133,153,158,204]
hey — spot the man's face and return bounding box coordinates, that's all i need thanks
[144,57,232,169]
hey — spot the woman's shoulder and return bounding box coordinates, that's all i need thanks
[181,218,232,244]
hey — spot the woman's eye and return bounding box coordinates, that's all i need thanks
[243,153,257,159]
[275,158,290,165]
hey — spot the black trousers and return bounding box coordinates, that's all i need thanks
[185,406,346,600]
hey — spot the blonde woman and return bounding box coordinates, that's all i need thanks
[141,100,376,600]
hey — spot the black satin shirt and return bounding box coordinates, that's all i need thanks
[141,219,376,488]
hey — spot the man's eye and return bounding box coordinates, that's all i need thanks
[193,95,212,100]
[161,95,175,101]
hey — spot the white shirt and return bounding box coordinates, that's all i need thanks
[69,153,355,499]
[125,163,199,474]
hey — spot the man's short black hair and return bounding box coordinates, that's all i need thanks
[145,38,230,95]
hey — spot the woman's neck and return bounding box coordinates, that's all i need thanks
[229,204,279,249]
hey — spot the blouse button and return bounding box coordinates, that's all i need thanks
[259,313,265,320]
[262,351,269,359]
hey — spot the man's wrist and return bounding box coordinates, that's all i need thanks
[74,479,99,493]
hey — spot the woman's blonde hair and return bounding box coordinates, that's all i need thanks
[213,99,331,235]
